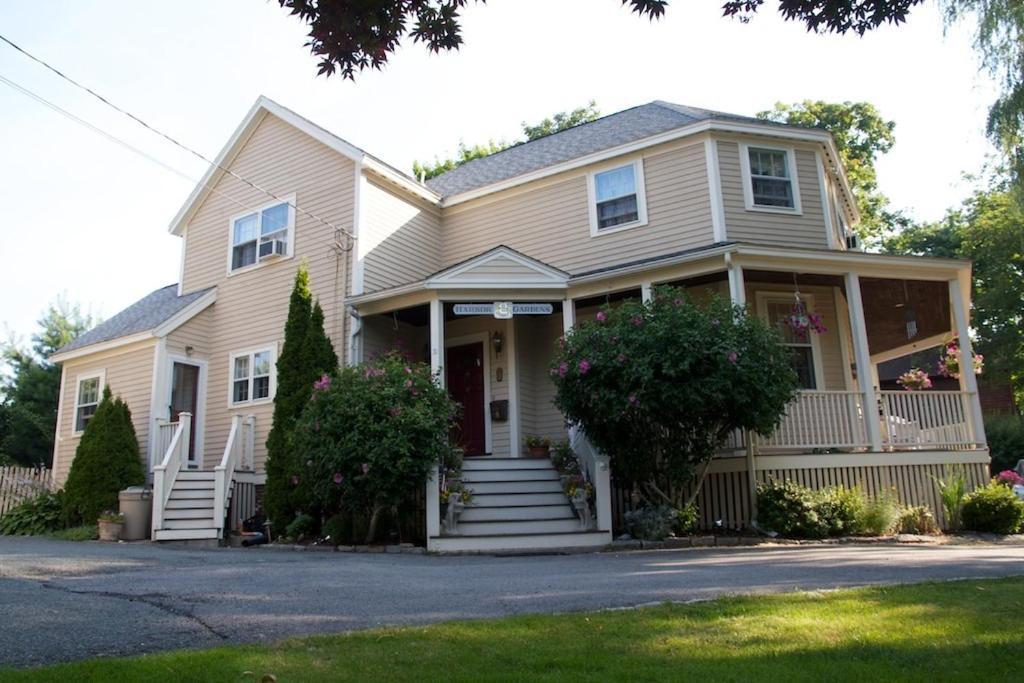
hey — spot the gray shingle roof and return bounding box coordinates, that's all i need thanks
[425,101,781,198]
[56,284,213,355]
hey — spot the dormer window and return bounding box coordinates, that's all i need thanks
[229,198,294,272]
[587,159,648,236]
[740,144,802,214]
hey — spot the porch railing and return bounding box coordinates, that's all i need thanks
[879,390,973,449]
[154,420,178,467]
[754,391,871,451]
[213,414,255,535]
[151,412,190,534]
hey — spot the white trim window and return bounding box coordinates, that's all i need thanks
[740,144,802,213]
[587,160,648,235]
[229,348,275,405]
[758,294,823,390]
[229,197,295,272]
[73,372,104,434]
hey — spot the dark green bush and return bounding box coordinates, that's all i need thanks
[757,480,825,538]
[0,491,62,535]
[985,415,1024,473]
[962,482,1024,534]
[815,486,864,536]
[284,513,317,541]
[61,387,144,526]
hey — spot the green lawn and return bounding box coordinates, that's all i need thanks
[4,578,1024,682]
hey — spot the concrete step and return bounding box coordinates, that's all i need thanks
[165,497,215,510]
[470,492,568,506]
[429,530,610,553]
[154,528,219,541]
[163,517,218,530]
[169,488,215,501]
[173,479,217,491]
[457,517,583,535]
[465,479,563,495]
[163,507,215,520]
[177,471,216,481]
[460,504,574,522]
[462,468,559,483]
[462,457,553,471]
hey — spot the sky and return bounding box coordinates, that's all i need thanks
[0,0,998,348]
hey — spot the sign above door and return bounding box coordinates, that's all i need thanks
[453,302,554,318]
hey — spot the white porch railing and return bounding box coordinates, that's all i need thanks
[879,390,973,449]
[154,420,178,468]
[568,425,612,533]
[151,412,190,534]
[213,414,255,534]
[754,391,871,450]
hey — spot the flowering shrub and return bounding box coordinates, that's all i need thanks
[996,470,1024,487]
[787,299,827,339]
[938,336,984,379]
[897,368,932,391]
[551,288,797,508]
[290,352,460,543]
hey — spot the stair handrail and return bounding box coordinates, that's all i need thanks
[151,412,191,534]
[568,424,612,533]
[213,414,243,535]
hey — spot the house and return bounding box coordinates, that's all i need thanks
[49,98,991,551]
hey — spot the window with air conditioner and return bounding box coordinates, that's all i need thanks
[229,198,294,272]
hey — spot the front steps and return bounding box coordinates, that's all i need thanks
[430,457,611,553]
[152,470,221,542]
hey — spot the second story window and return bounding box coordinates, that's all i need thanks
[230,199,293,272]
[741,145,801,213]
[588,160,648,236]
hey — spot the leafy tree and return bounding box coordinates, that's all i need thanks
[413,101,601,180]
[757,100,898,242]
[264,265,339,527]
[551,288,798,509]
[61,386,145,526]
[0,299,94,467]
[291,352,459,542]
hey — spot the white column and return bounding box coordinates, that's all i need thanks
[844,272,884,452]
[949,278,987,445]
[726,255,746,306]
[640,281,653,302]
[562,297,575,334]
[429,298,444,388]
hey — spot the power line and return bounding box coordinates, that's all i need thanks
[0,32,354,242]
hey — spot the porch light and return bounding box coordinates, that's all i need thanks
[492,331,504,355]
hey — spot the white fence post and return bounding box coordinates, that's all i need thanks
[592,454,612,533]
[426,466,440,547]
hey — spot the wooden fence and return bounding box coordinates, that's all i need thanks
[0,466,53,517]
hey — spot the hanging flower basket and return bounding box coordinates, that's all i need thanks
[937,337,984,379]
[897,368,932,391]
[786,296,827,339]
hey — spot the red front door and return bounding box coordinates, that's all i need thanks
[446,342,486,456]
[170,362,200,467]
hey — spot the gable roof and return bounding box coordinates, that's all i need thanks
[427,245,568,289]
[425,101,789,198]
[51,285,216,361]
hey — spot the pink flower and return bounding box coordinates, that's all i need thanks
[628,393,638,406]
[361,463,370,475]
[333,472,344,485]
[996,470,1024,486]
[411,388,420,396]
[291,475,300,486]
[673,298,683,307]
[557,362,568,378]
[404,379,413,388]
[313,374,331,391]
[727,351,739,364]
[404,366,413,375]
[578,360,591,374]
[596,311,607,323]
[313,419,320,432]
[389,406,402,418]
[631,315,643,327]
[616,353,626,364]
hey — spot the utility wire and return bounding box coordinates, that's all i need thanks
[0,32,354,242]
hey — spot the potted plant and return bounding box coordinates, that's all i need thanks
[897,368,932,391]
[97,510,124,542]
[525,435,551,458]
[440,480,472,534]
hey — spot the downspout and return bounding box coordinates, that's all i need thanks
[347,304,362,366]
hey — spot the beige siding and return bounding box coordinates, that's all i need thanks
[516,316,566,447]
[441,141,714,274]
[179,112,355,471]
[718,138,829,248]
[165,305,212,358]
[53,342,156,487]
[362,178,442,292]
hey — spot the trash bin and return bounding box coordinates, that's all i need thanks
[118,487,152,541]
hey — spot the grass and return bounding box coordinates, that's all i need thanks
[4,578,1024,682]
[44,524,97,541]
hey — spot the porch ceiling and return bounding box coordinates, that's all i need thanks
[860,278,951,356]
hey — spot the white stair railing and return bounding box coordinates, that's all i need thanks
[568,425,612,533]
[879,390,973,449]
[151,412,191,534]
[213,414,245,536]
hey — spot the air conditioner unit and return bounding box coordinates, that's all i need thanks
[845,233,862,251]
[258,238,287,260]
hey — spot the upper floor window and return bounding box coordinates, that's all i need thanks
[229,198,294,272]
[230,347,275,405]
[758,294,822,390]
[587,160,648,236]
[74,372,104,434]
[740,145,802,214]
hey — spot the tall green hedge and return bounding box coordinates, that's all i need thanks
[61,386,145,525]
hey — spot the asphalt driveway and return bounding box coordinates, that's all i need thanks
[2,537,1023,669]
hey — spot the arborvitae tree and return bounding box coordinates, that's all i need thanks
[61,386,145,526]
[264,265,338,527]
